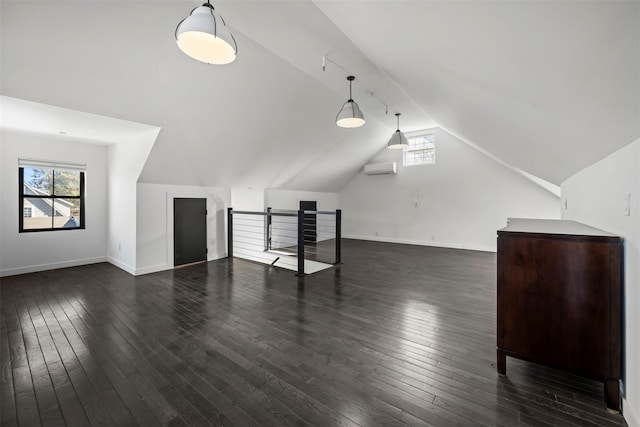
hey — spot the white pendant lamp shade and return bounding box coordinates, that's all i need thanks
[388,113,409,149]
[175,2,237,65]
[336,76,365,128]
[336,100,365,128]
[388,130,409,148]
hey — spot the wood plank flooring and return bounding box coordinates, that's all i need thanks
[0,239,628,426]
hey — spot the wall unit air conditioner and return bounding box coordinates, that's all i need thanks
[364,162,397,175]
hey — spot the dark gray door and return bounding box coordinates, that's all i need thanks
[300,200,317,245]
[174,198,207,266]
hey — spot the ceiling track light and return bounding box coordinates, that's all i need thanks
[336,76,365,128]
[387,113,409,149]
[175,0,237,65]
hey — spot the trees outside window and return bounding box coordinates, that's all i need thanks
[19,166,85,232]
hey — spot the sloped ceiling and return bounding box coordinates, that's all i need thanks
[1,0,638,190]
[313,0,640,185]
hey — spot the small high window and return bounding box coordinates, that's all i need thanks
[19,160,85,232]
[404,133,435,166]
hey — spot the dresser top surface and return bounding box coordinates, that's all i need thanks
[499,218,618,237]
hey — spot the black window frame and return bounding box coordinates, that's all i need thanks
[19,167,86,233]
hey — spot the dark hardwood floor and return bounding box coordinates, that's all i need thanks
[0,239,627,426]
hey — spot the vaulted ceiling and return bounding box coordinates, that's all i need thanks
[1,0,638,191]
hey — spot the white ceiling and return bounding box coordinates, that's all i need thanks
[313,0,640,184]
[1,0,638,190]
[0,96,160,145]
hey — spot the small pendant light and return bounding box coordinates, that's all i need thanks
[175,0,237,65]
[387,113,409,149]
[336,76,365,128]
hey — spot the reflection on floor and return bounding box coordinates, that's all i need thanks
[0,239,627,426]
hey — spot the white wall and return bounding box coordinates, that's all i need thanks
[136,183,231,275]
[340,128,560,252]
[561,138,640,427]
[0,131,108,276]
[106,129,157,274]
[231,187,265,211]
[265,189,340,211]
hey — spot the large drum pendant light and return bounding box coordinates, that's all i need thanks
[175,0,237,65]
[336,76,365,128]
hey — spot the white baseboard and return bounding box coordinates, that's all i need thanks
[624,398,640,427]
[133,252,227,276]
[135,264,172,276]
[209,252,227,262]
[0,256,107,277]
[342,234,496,253]
[107,257,136,275]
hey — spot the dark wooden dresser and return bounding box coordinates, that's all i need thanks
[496,218,623,411]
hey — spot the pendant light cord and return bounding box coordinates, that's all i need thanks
[326,60,389,114]
[346,76,356,102]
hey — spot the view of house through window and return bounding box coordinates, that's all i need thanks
[19,165,85,232]
[404,133,436,166]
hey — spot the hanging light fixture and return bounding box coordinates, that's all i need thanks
[175,0,237,65]
[387,113,409,149]
[336,76,365,128]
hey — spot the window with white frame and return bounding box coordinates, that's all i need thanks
[23,206,33,218]
[404,133,435,166]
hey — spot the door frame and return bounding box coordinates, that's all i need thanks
[173,197,207,267]
[166,193,211,268]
